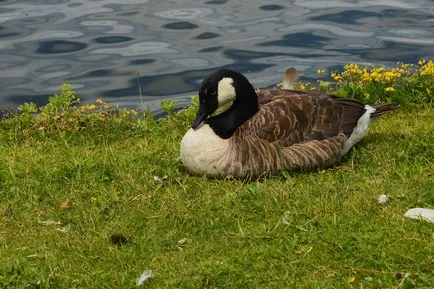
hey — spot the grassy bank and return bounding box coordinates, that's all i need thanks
[0,64,433,288]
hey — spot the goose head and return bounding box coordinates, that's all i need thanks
[192,69,259,138]
[282,67,298,90]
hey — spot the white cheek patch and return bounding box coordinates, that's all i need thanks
[217,77,236,107]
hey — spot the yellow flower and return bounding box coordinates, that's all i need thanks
[347,63,359,70]
[420,60,434,76]
[418,59,426,65]
[331,72,342,81]
[316,68,325,74]
[130,110,138,116]
[384,87,395,92]
[361,69,371,82]
[96,98,104,104]
[384,71,399,82]
[88,104,97,110]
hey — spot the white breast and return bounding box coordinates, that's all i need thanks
[180,124,231,176]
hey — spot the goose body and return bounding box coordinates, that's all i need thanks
[180,69,397,177]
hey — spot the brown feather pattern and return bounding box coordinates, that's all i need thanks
[221,90,388,177]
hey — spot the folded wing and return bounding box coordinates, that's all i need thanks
[241,90,367,146]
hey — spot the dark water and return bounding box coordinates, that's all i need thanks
[0,0,433,112]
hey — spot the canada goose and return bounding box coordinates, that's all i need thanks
[180,69,398,177]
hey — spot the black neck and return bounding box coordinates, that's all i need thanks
[206,76,259,139]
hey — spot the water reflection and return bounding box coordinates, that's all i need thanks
[310,10,379,24]
[94,36,133,44]
[36,40,87,54]
[193,32,220,40]
[259,5,285,11]
[0,0,433,113]
[258,32,331,48]
[163,21,199,29]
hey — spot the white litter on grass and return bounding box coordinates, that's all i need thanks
[38,220,61,226]
[57,226,70,233]
[136,269,153,286]
[377,194,389,204]
[177,238,188,250]
[153,175,168,182]
[404,208,434,223]
[282,211,292,225]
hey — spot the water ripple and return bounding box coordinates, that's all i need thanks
[0,0,433,111]
[91,42,179,56]
[163,21,199,30]
[36,40,87,54]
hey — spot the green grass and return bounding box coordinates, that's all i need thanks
[1,95,433,288]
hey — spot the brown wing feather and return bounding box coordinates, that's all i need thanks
[308,94,366,140]
[239,90,367,145]
[238,90,317,146]
[228,132,347,177]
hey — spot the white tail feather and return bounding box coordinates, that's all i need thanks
[341,105,376,155]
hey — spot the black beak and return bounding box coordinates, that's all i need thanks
[191,107,208,129]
